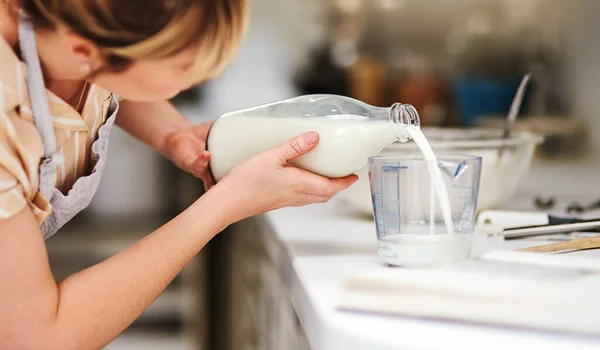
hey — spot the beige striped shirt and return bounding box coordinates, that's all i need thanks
[0,35,112,224]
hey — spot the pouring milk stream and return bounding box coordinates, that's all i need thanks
[207,95,455,236]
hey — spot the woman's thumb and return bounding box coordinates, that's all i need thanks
[276,132,319,161]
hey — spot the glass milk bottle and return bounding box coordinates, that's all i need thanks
[207,94,420,181]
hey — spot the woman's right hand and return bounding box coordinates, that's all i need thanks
[214,132,358,222]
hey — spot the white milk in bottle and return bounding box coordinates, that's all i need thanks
[209,116,407,180]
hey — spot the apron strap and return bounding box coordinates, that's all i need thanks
[18,11,64,201]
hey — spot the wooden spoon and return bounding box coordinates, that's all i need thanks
[519,236,600,254]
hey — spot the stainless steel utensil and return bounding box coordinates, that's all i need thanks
[497,73,531,159]
[504,220,600,240]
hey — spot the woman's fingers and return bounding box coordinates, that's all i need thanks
[192,151,210,176]
[330,174,359,192]
[298,172,359,198]
[295,176,359,205]
[273,132,319,161]
[294,194,330,205]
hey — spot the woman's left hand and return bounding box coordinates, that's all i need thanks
[164,121,215,188]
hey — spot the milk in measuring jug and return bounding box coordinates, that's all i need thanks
[209,115,407,180]
[378,230,471,267]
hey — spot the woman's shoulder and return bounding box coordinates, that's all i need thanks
[0,34,42,152]
[0,57,47,224]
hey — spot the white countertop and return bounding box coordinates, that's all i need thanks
[264,160,600,350]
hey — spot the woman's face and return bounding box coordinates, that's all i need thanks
[92,47,199,101]
[35,28,205,102]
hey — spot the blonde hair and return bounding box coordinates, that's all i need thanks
[21,0,247,85]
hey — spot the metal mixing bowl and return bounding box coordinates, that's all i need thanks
[339,128,544,216]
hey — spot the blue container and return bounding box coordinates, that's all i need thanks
[454,77,528,126]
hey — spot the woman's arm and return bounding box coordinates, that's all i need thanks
[0,132,357,350]
[116,99,193,157]
[117,99,213,182]
[0,184,231,350]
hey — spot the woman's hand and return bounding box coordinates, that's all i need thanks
[116,100,216,188]
[214,132,358,222]
[164,120,215,188]
[117,100,212,187]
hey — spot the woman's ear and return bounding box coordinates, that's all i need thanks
[60,30,103,78]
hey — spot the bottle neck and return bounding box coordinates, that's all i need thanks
[389,103,420,127]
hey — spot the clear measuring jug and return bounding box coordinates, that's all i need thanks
[369,154,482,267]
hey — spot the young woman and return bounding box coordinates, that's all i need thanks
[0,0,357,348]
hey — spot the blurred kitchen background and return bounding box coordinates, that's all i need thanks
[46,0,600,349]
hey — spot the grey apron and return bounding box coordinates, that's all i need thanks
[18,13,118,239]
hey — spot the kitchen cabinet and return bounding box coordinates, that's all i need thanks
[217,216,310,350]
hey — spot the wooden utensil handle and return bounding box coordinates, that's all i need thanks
[519,236,600,253]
